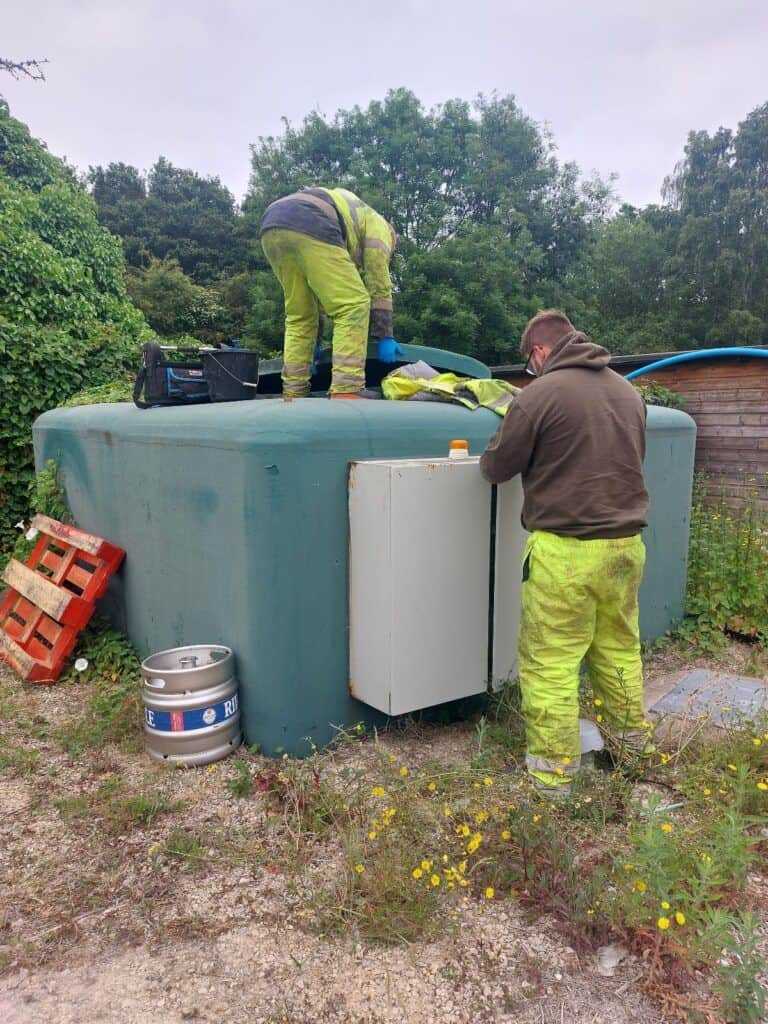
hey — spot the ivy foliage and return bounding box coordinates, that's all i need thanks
[0,99,148,550]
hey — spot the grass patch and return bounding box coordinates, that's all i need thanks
[56,776,180,834]
[56,618,143,755]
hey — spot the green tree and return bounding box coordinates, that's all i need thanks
[0,99,146,548]
[88,157,250,284]
[126,257,224,339]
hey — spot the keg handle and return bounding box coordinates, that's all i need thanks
[179,655,199,669]
[147,677,166,689]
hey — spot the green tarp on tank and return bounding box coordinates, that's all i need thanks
[33,371,696,755]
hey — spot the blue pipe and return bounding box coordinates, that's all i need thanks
[625,347,768,380]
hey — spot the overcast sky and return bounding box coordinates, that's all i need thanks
[3,0,767,208]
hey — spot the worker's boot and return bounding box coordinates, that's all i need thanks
[329,393,365,400]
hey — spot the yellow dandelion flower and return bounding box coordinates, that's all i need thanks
[473,782,480,789]
[467,839,480,854]
[635,880,647,893]
[447,881,455,890]
[721,706,731,712]
[533,814,541,823]
[458,878,469,887]
[485,887,495,899]
[427,782,437,792]
[623,863,635,872]
[583,796,592,804]
[596,715,603,723]
[430,874,440,887]
[399,766,408,777]
[475,811,489,824]
[594,698,603,706]
[701,853,713,864]
[674,912,686,926]
[388,754,397,762]
[661,823,673,833]
[483,777,494,787]
[501,830,511,841]
[586,909,594,916]
[757,782,768,791]
[555,768,565,777]
[472,832,483,843]
[727,764,737,772]
[561,757,571,766]
[354,864,365,874]
[371,786,385,797]
[752,738,762,746]
[457,824,470,837]
[442,854,449,864]
[443,805,452,817]
[703,788,712,796]
[661,901,670,910]
[657,916,671,931]
[458,860,467,874]
[368,830,377,840]
[412,867,423,879]
[660,752,670,765]
[421,859,432,871]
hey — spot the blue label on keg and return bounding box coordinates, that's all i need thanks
[145,693,239,732]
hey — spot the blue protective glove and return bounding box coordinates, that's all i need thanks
[377,337,403,363]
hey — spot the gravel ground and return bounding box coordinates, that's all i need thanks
[1,641,766,1024]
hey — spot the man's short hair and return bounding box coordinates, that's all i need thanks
[520,310,574,359]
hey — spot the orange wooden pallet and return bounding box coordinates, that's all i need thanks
[0,515,125,684]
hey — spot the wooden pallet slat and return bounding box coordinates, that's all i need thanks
[0,518,125,684]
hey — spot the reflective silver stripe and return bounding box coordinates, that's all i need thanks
[283,361,311,377]
[370,298,393,311]
[526,753,580,774]
[487,394,515,411]
[363,237,392,254]
[343,195,365,266]
[332,353,366,369]
[282,381,311,397]
[332,371,365,387]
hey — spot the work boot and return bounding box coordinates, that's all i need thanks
[531,777,573,801]
[329,392,365,400]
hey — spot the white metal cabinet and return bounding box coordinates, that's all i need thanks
[349,457,492,715]
[491,478,528,688]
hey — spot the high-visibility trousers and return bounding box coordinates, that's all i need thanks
[261,228,371,396]
[517,530,649,788]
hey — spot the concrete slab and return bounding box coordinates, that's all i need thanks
[649,669,768,727]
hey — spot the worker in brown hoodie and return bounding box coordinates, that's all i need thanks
[480,309,652,792]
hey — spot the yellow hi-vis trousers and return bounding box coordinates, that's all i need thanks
[261,228,371,396]
[517,530,649,788]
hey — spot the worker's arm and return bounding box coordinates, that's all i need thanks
[360,212,395,339]
[479,403,536,484]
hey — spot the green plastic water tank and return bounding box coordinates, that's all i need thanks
[33,350,696,755]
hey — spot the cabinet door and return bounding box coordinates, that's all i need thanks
[349,458,492,715]
[492,477,527,689]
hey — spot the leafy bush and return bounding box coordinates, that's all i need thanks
[634,381,685,409]
[0,99,147,550]
[679,476,768,648]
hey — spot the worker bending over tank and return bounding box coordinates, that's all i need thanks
[480,310,652,793]
[260,187,401,398]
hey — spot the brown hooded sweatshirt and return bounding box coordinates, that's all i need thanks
[480,332,649,539]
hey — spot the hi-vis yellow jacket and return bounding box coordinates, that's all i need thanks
[260,186,396,338]
[318,188,395,338]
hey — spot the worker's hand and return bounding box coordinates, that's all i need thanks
[377,337,403,363]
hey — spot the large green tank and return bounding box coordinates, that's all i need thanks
[33,347,696,754]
